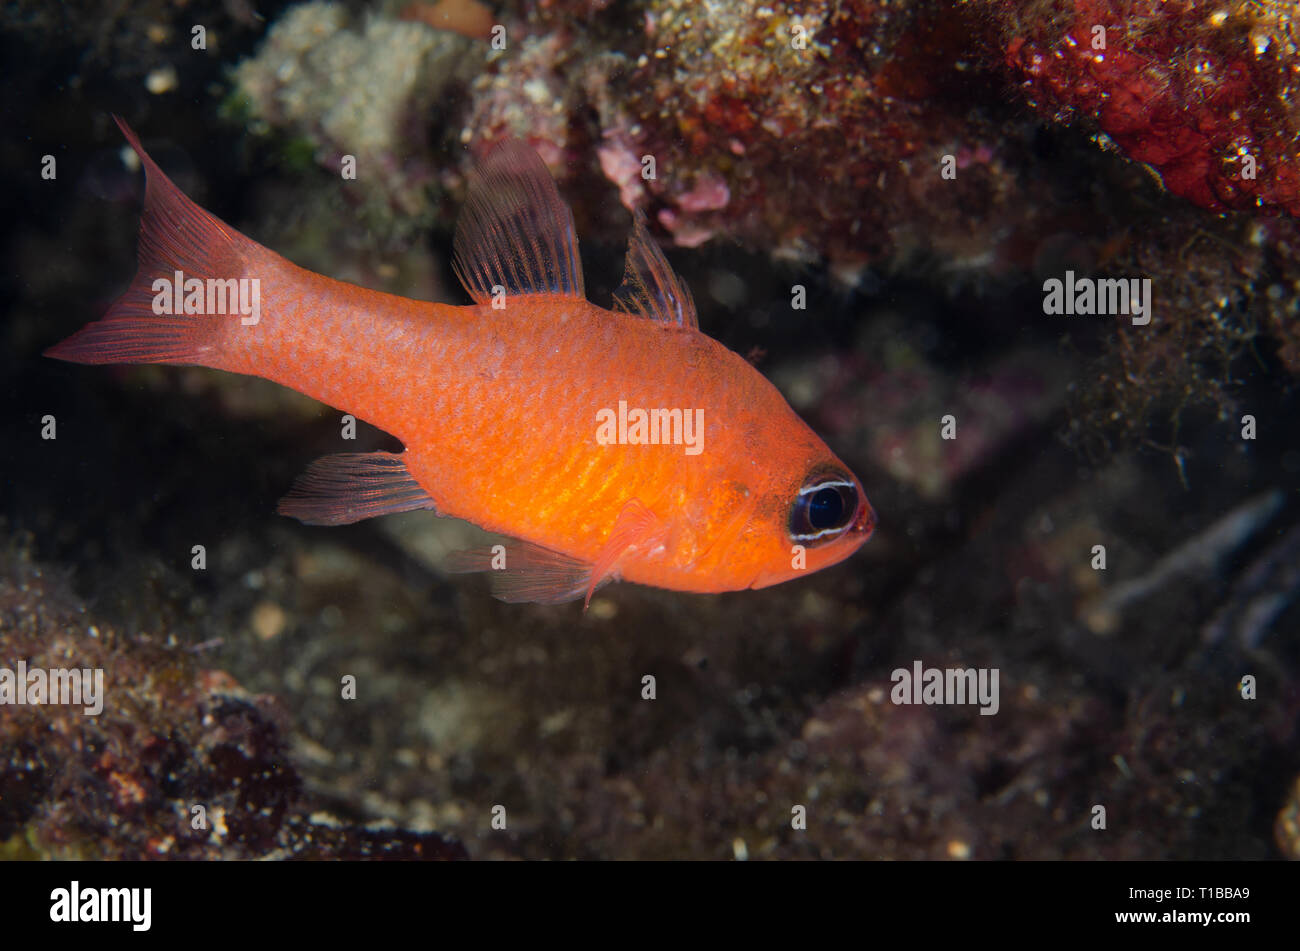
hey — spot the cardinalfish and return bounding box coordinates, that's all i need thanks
[48,117,876,605]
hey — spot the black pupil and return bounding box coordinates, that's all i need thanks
[808,487,846,529]
[790,476,859,543]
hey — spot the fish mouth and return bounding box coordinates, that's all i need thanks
[851,497,877,537]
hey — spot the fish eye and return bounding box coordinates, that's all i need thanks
[789,472,859,544]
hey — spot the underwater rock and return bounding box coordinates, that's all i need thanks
[230,2,484,243]
[586,0,1023,273]
[226,0,1052,279]
[220,0,1300,457]
[0,539,467,860]
[1000,0,1300,218]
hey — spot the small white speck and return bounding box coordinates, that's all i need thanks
[145,66,178,95]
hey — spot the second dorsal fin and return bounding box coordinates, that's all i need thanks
[612,210,698,330]
[451,138,585,305]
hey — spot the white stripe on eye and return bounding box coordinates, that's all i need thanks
[791,526,847,542]
[797,480,855,497]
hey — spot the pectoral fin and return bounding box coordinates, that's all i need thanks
[277,452,438,525]
[585,498,665,604]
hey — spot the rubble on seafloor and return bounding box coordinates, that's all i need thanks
[0,540,467,860]
[4,436,1297,860]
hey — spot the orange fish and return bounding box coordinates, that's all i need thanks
[48,117,875,604]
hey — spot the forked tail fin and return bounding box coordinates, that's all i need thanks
[45,116,263,367]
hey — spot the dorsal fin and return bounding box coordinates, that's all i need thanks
[451,138,585,305]
[611,210,698,330]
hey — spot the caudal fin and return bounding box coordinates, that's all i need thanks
[45,116,261,366]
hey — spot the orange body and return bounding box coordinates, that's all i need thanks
[48,119,875,603]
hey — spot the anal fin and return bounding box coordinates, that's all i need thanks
[277,452,438,526]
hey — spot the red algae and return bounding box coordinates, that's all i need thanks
[1001,0,1300,217]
